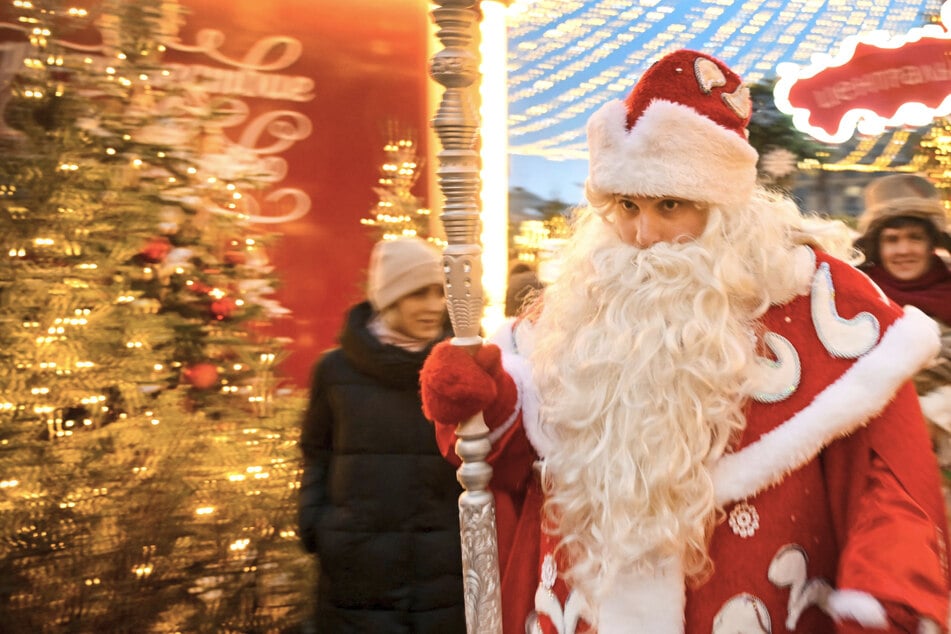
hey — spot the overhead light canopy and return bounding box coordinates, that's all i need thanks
[507,0,945,159]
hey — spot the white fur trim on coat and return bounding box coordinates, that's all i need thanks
[490,320,553,456]
[585,99,758,208]
[599,559,686,634]
[826,589,888,629]
[713,306,941,506]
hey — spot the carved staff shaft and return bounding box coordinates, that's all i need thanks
[429,1,503,632]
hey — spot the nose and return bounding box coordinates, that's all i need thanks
[635,212,661,248]
[893,238,913,254]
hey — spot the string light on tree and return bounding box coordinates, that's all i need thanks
[0,0,307,630]
[360,130,441,245]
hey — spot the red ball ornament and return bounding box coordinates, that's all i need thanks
[183,362,218,390]
[188,281,212,294]
[210,296,238,320]
[140,236,172,262]
[223,249,246,265]
[223,238,246,265]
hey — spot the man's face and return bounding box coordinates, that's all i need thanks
[612,195,709,247]
[878,224,933,281]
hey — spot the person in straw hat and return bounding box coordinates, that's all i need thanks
[298,237,466,633]
[420,49,948,633]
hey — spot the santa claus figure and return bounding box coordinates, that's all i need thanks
[421,49,950,633]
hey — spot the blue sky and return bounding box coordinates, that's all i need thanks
[510,154,587,205]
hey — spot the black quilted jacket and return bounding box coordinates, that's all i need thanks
[298,301,465,633]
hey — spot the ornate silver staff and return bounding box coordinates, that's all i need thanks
[429,1,503,632]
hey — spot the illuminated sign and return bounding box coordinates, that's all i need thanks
[774,1,951,143]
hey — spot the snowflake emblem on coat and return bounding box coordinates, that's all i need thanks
[729,501,760,538]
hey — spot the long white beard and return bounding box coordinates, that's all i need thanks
[530,211,766,608]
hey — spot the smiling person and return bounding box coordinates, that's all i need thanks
[855,174,951,514]
[855,174,951,326]
[298,237,466,633]
[420,50,949,633]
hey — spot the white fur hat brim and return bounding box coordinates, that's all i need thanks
[585,99,759,209]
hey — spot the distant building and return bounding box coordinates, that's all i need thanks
[788,125,933,222]
[509,186,570,224]
[791,170,881,221]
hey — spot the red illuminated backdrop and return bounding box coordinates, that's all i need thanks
[172,0,433,387]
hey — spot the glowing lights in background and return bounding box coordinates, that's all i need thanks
[480,0,510,336]
[505,0,944,160]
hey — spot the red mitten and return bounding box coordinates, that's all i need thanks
[473,344,519,428]
[421,341,518,429]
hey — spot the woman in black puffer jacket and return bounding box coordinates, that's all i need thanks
[298,237,465,633]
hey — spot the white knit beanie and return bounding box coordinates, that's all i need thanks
[367,237,443,311]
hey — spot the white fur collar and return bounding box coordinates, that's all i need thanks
[713,305,939,505]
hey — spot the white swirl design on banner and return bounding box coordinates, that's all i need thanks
[0,16,317,226]
[169,31,306,74]
[239,110,314,156]
[162,30,316,224]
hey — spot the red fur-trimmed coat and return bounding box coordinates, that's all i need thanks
[422,249,950,633]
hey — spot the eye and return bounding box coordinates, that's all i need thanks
[616,197,637,213]
[659,198,680,212]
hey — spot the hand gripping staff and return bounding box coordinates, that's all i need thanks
[429,1,502,632]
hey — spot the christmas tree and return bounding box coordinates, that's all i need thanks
[0,0,178,436]
[360,127,440,243]
[0,1,311,630]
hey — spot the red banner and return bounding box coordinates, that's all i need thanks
[775,24,951,142]
[169,0,433,387]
